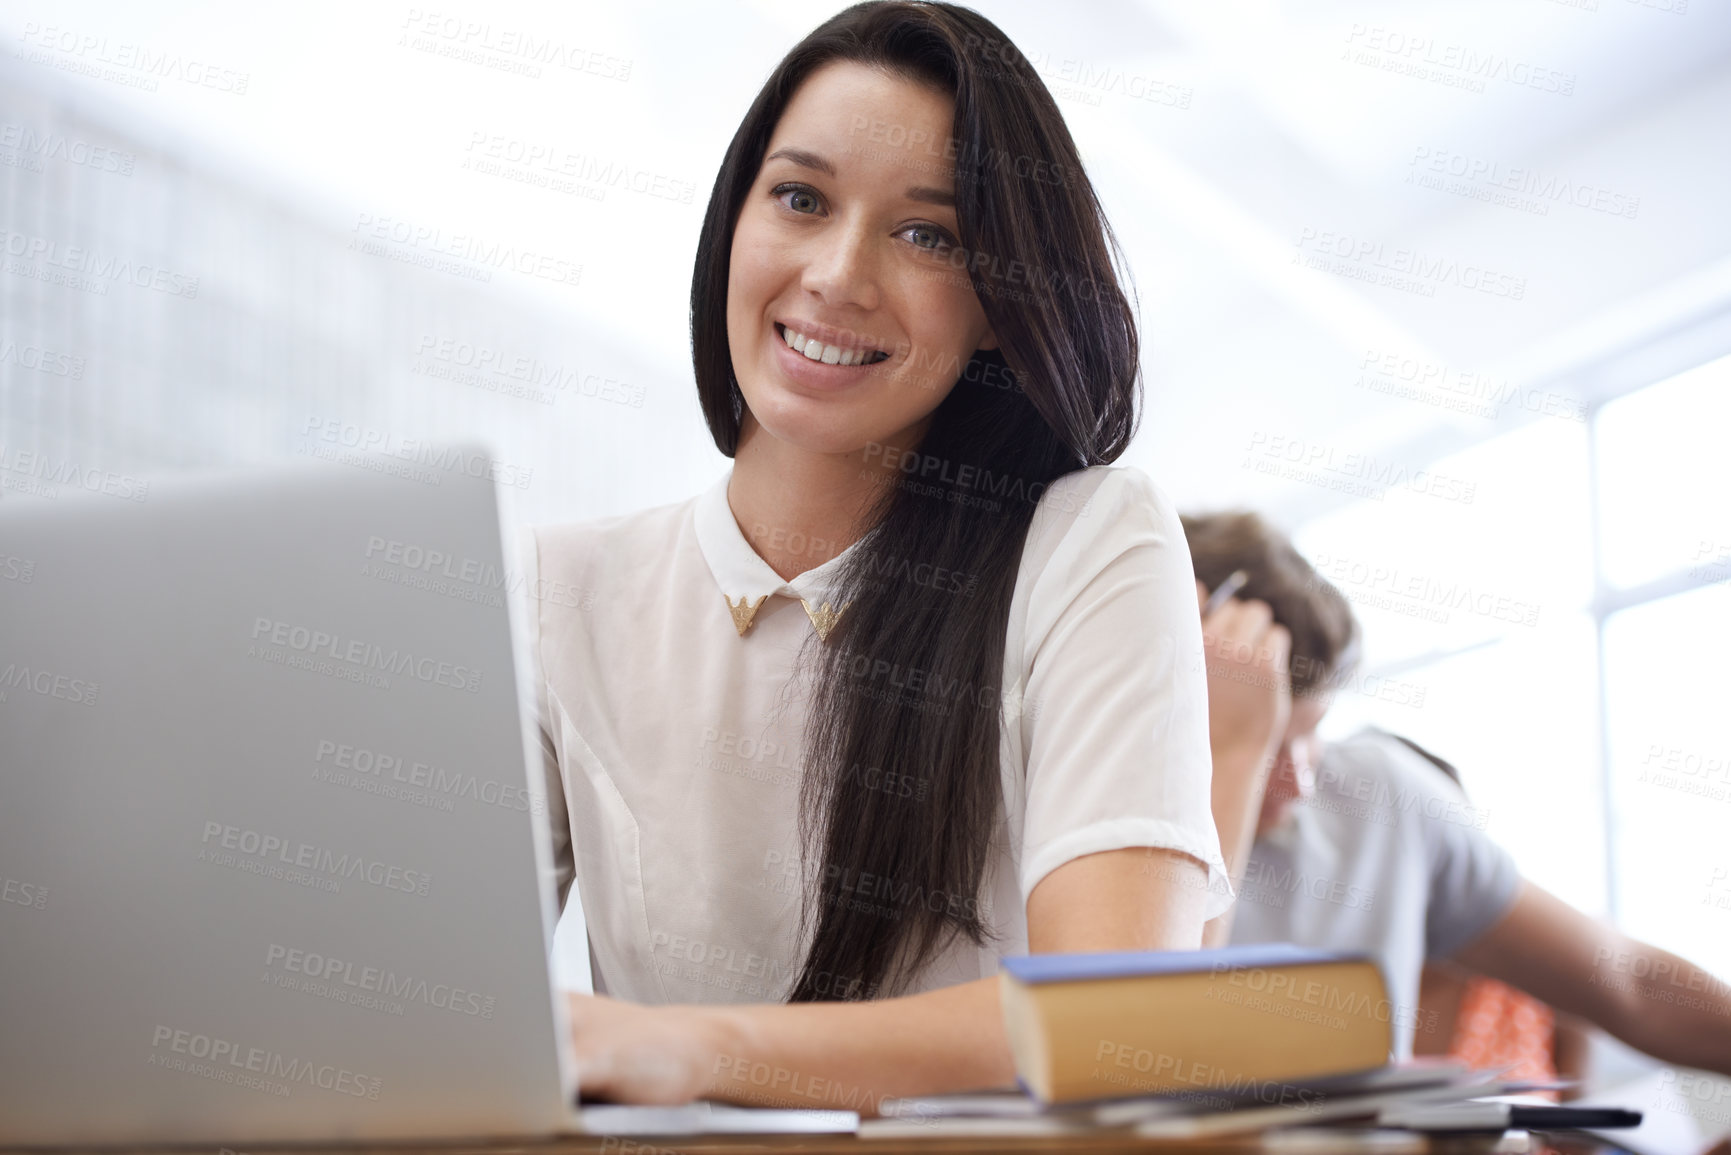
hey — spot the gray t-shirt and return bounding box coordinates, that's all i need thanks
[1226,727,1522,1059]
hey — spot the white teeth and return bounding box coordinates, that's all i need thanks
[780,324,882,367]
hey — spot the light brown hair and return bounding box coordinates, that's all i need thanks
[1180,511,1361,699]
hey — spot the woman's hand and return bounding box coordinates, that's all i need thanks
[566,991,737,1105]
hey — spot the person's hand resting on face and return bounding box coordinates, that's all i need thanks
[1195,578,1292,946]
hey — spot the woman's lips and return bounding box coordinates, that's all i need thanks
[771,322,888,390]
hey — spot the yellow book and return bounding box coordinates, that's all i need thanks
[999,945,1393,1105]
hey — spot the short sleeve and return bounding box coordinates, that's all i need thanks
[516,527,575,915]
[1353,732,1521,959]
[1016,467,1234,920]
[1424,800,1521,959]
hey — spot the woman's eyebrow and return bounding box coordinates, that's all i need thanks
[764,146,956,208]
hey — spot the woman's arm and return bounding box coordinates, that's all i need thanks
[567,471,1225,1112]
[1450,879,1731,1078]
[566,845,1210,1113]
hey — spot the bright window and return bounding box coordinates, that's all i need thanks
[1293,415,1601,913]
[1292,351,1731,977]
[1596,354,1731,591]
[1602,582,1731,975]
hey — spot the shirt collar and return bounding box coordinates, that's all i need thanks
[693,469,861,605]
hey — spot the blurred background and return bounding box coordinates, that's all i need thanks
[2,0,1728,1125]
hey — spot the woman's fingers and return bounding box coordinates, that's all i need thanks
[565,990,613,1029]
[564,993,724,1106]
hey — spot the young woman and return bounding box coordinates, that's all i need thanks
[520,2,1232,1110]
[1185,510,1731,1086]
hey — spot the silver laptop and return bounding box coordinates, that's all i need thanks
[0,452,852,1144]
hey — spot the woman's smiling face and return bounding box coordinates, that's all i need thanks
[726,60,998,458]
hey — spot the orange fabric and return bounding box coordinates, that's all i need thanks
[1450,975,1559,1101]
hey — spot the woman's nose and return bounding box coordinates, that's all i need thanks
[801,220,880,310]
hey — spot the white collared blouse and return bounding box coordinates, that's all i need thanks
[521,463,1232,1004]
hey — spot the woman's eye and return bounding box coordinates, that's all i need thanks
[770,184,953,252]
[904,225,952,252]
[774,184,821,214]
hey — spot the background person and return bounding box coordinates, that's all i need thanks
[1185,510,1731,1085]
[1397,737,1591,1099]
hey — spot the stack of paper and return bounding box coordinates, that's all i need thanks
[862,1061,1597,1142]
[580,1102,858,1135]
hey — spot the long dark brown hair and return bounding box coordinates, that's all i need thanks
[690,1,1142,1000]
